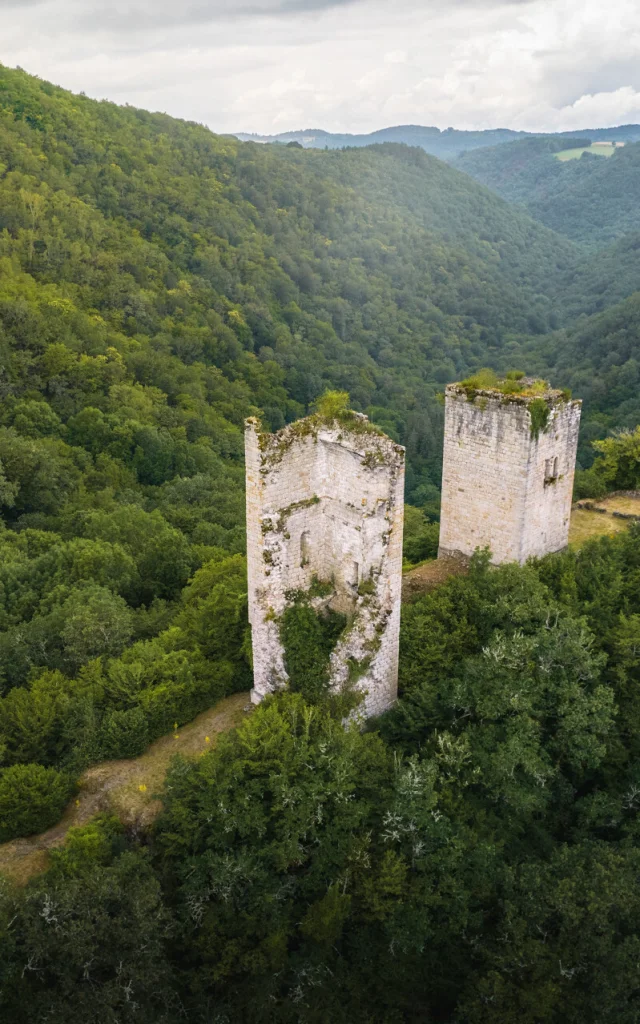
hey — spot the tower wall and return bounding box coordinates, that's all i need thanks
[245,416,405,718]
[438,386,581,565]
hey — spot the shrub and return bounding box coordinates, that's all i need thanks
[0,763,74,840]
[459,368,499,390]
[136,659,234,737]
[280,603,346,703]
[573,467,609,501]
[47,815,125,879]
[99,706,149,759]
[312,389,351,421]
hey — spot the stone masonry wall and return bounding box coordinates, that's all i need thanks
[438,386,582,565]
[245,415,405,718]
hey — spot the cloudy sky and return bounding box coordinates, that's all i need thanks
[2,0,640,135]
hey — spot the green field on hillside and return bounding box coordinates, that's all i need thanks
[556,143,617,160]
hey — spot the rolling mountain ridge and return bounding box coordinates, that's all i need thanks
[235,122,640,160]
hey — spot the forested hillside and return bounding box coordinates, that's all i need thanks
[450,128,640,467]
[0,62,635,782]
[510,291,640,469]
[0,64,581,509]
[456,137,640,248]
[551,233,640,320]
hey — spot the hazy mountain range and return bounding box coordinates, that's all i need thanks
[234,123,640,160]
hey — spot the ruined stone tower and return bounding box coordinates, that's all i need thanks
[438,380,582,565]
[245,413,405,718]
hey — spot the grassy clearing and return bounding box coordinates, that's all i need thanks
[0,691,250,885]
[556,144,617,161]
[569,494,640,547]
[568,508,629,547]
[597,494,640,516]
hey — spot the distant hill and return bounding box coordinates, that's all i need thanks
[455,137,640,248]
[234,123,640,161]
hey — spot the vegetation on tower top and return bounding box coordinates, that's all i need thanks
[253,390,393,466]
[454,368,571,402]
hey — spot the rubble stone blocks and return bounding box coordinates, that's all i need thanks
[438,382,582,565]
[245,414,405,718]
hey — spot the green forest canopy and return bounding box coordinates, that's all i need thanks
[456,135,640,249]
[4,535,640,1022]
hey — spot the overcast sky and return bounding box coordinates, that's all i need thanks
[2,0,640,135]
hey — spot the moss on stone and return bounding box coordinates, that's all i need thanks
[362,449,387,469]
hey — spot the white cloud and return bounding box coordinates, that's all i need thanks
[384,51,408,65]
[527,87,640,133]
[1,0,639,134]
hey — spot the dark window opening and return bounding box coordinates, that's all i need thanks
[300,531,311,567]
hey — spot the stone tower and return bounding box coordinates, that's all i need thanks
[245,413,405,718]
[438,380,582,565]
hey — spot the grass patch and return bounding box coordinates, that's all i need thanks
[402,555,469,603]
[555,144,617,161]
[457,369,551,399]
[598,495,640,516]
[568,508,628,547]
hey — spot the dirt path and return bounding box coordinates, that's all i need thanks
[0,691,250,884]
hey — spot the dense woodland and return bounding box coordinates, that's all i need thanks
[456,136,640,471]
[456,136,640,249]
[1,63,640,1022]
[5,532,640,1023]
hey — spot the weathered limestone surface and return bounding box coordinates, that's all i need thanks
[438,384,582,565]
[245,415,405,718]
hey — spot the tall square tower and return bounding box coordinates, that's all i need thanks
[245,412,405,719]
[438,379,582,565]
